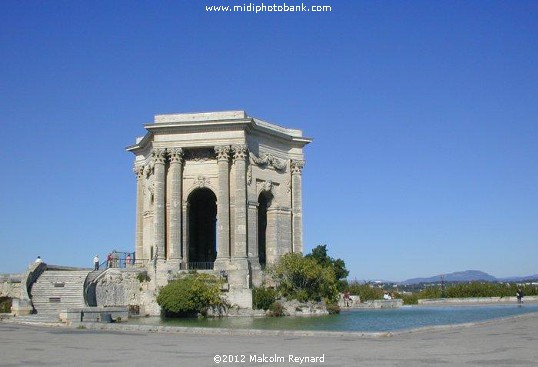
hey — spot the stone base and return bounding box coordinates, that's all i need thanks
[140,290,161,316]
[249,259,263,287]
[62,307,129,324]
[11,299,33,316]
[225,288,253,309]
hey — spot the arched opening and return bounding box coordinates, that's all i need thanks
[188,188,217,266]
[258,191,272,267]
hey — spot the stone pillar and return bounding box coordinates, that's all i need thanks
[168,148,183,261]
[232,144,249,258]
[267,207,280,260]
[291,160,304,254]
[134,166,145,261]
[247,201,258,259]
[152,148,167,260]
[182,202,189,267]
[215,145,231,262]
[248,200,263,287]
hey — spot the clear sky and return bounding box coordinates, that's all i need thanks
[1,1,536,281]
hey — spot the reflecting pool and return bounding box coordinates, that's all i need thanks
[131,304,538,332]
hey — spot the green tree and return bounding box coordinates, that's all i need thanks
[269,252,339,303]
[306,244,349,291]
[156,273,225,317]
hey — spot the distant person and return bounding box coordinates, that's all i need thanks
[112,250,119,267]
[343,291,351,307]
[107,252,113,268]
[34,256,43,264]
[126,254,132,267]
[93,255,100,270]
[516,288,524,304]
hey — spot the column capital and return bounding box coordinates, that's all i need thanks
[290,160,305,175]
[214,145,231,161]
[169,148,184,164]
[152,148,167,164]
[232,144,249,161]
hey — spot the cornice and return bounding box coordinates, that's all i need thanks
[126,111,312,155]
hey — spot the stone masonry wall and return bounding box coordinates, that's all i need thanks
[0,276,22,299]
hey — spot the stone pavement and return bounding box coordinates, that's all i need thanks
[0,312,537,366]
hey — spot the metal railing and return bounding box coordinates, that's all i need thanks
[180,262,215,270]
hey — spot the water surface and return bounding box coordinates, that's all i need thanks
[132,304,538,332]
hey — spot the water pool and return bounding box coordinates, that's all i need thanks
[131,304,538,332]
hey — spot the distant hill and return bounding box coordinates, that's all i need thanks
[402,270,497,285]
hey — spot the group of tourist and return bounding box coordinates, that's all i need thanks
[92,251,133,270]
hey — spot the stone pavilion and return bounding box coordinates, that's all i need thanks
[126,111,311,307]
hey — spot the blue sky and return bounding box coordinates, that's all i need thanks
[1,1,536,281]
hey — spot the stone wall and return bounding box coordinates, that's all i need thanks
[0,275,22,299]
[93,268,163,316]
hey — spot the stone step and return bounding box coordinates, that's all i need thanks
[13,314,60,323]
[31,269,91,316]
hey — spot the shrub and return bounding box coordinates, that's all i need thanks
[156,273,224,317]
[136,272,151,283]
[0,297,11,313]
[416,282,538,299]
[400,293,418,305]
[268,301,285,317]
[346,282,384,301]
[253,286,277,310]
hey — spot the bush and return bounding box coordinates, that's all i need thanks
[268,301,285,317]
[0,297,12,313]
[156,273,225,317]
[136,272,151,283]
[253,286,277,310]
[346,282,384,301]
[400,293,418,305]
[268,253,339,303]
[416,282,538,300]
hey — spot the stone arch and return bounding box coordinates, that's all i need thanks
[184,176,217,202]
[257,190,274,267]
[187,187,217,265]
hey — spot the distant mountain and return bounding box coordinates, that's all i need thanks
[402,270,497,285]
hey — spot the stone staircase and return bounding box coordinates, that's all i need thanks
[84,269,106,307]
[31,268,91,315]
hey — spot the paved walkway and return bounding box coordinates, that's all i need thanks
[1,312,537,366]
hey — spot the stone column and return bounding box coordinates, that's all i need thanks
[247,201,258,259]
[215,145,231,261]
[152,148,167,260]
[182,202,189,268]
[291,160,305,254]
[134,166,145,261]
[232,144,249,258]
[168,148,184,261]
